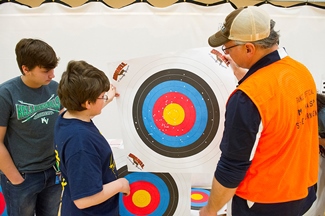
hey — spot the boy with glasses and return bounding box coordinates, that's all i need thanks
[54,60,130,215]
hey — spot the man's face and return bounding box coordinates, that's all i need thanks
[222,41,249,69]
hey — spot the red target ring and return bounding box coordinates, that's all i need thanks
[152,92,196,136]
[123,181,160,215]
[191,190,209,203]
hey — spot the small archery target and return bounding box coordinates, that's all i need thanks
[133,68,220,158]
[191,188,210,210]
[118,166,178,216]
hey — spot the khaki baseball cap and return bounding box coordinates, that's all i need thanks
[208,6,271,47]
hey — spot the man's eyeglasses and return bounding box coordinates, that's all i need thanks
[97,95,108,102]
[222,44,243,54]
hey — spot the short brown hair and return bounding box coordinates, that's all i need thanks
[58,60,110,111]
[15,38,59,75]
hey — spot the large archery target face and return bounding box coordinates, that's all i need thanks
[133,68,219,158]
[113,47,236,172]
[118,166,179,216]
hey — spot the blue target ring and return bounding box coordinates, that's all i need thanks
[142,80,208,147]
[133,69,220,158]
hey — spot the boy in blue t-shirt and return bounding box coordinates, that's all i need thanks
[54,60,130,215]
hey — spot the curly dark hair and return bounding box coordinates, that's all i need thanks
[317,93,325,157]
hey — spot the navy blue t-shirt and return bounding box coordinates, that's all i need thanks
[54,111,119,216]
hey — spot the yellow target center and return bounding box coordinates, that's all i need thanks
[132,190,151,208]
[191,194,203,200]
[163,103,185,126]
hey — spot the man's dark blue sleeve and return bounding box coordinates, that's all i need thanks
[215,90,261,188]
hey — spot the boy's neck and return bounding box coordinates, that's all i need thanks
[63,110,91,122]
[21,75,42,89]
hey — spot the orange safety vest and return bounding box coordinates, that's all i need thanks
[235,56,318,203]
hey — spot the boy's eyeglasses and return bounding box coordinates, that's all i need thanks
[97,95,108,102]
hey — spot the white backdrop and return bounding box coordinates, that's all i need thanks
[1,2,325,139]
[1,2,325,215]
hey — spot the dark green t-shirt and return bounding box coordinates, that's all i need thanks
[0,76,61,172]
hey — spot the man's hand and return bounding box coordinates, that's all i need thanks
[199,205,217,216]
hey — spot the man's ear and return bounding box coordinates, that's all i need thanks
[245,43,256,56]
[245,43,253,53]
